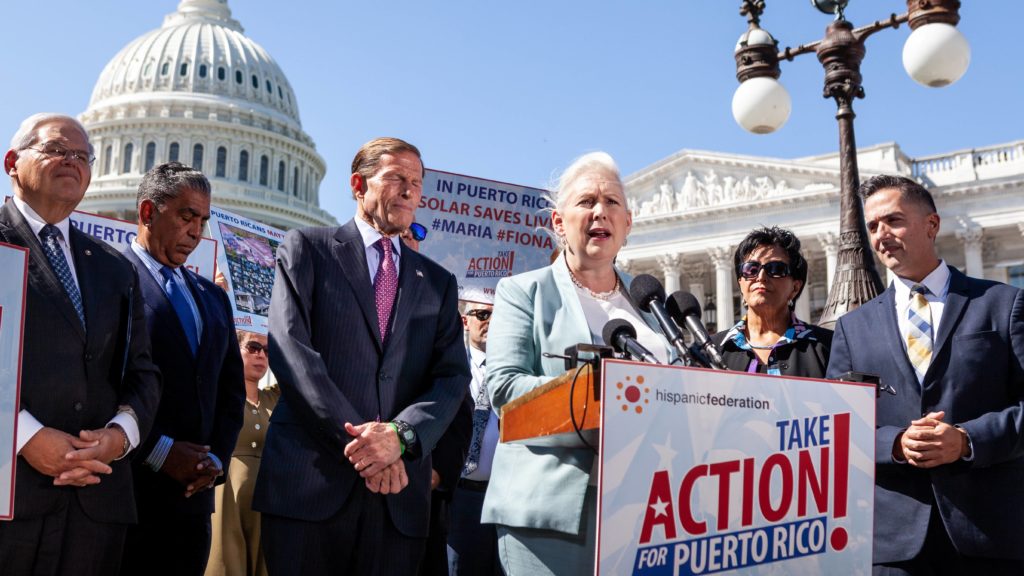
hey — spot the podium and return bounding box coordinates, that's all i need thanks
[497,359,877,575]
[499,363,600,448]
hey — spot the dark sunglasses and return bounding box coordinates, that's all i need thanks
[243,341,269,355]
[739,260,791,280]
[408,222,428,242]
[465,309,492,321]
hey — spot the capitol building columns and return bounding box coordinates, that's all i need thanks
[657,253,682,294]
[955,226,984,279]
[817,232,840,293]
[708,248,735,330]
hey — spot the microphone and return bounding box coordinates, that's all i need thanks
[628,274,695,365]
[601,319,662,364]
[666,291,726,370]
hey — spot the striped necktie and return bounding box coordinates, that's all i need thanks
[906,284,933,381]
[39,225,85,328]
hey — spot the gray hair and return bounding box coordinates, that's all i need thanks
[9,113,93,154]
[546,151,622,211]
[137,161,211,210]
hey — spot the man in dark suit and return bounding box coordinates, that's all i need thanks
[827,174,1024,575]
[253,137,470,575]
[120,162,245,575]
[447,301,502,576]
[0,113,161,576]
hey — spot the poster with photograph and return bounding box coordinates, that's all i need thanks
[416,169,556,304]
[207,205,285,334]
[0,242,28,520]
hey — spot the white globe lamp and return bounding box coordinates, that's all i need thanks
[732,76,791,134]
[902,22,970,88]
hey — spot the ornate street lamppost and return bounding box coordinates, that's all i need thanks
[731,0,970,327]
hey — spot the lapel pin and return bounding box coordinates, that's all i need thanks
[416,269,424,278]
[84,249,92,256]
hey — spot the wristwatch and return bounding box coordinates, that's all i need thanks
[391,420,420,460]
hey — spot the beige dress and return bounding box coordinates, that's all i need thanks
[206,386,280,576]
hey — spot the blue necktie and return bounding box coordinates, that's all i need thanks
[160,266,199,355]
[39,225,85,328]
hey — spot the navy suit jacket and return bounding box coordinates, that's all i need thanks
[0,200,161,523]
[827,266,1024,562]
[253,220,470,537]
[124,248,245,516]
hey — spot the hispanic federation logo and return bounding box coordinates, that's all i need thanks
[616,374,650,414]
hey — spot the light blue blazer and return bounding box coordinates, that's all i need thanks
[481,254,670,534]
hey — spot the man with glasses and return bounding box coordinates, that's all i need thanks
[254,137,469,575]
[0,113,161,575]
[828,175,1024,573]
[121,162,244,575]
[448,301,502,575]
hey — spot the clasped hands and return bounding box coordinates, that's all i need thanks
[21,426,126,487]
[161,441,223,498]
[894,411,971,468]
[344,421,408,495]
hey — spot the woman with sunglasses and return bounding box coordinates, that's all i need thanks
[206,331,278,576]
[713,226,833,378]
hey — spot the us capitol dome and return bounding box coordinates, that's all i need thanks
[78,0,335,229]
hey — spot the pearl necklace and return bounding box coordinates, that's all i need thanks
[566,262,620,301]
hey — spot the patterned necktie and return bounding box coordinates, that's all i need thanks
[160,266,199,355]
[906,284,933,381]
[373,237,398,341]
[464,358,490,475]
[39,225,85,328]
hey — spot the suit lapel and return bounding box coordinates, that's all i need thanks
[552,253,593,346]
[69,229,100,346]
[332,221,383,353]
[385,243,423,351]
[876,286,921,394]
[128,248,195,357]
[182,268,209,359]
[931,267,968,361]
[0,202,86,341]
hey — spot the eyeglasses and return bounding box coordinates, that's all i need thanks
[25,142,95,167]
[739,260,791,280]
[243,341,268,355]
[465,309,492,321]
[408,222,428,242]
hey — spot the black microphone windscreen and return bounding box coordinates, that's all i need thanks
[601,318,636,348]
[628,274,666,313]
[667,291,702,320]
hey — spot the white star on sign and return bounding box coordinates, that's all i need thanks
[652,436,678,471]
[650,497,669,518]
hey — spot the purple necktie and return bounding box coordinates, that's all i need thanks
[374,237,398,341]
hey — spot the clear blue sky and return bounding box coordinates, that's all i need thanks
[2,1,1021,223]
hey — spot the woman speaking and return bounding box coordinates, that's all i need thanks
[482,152,672,575]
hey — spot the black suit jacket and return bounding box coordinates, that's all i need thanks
[123,248,245,516]
[714,322,833,379]
[0,200,161,523]
[828,267,1024,562]
[253,220,470,537]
